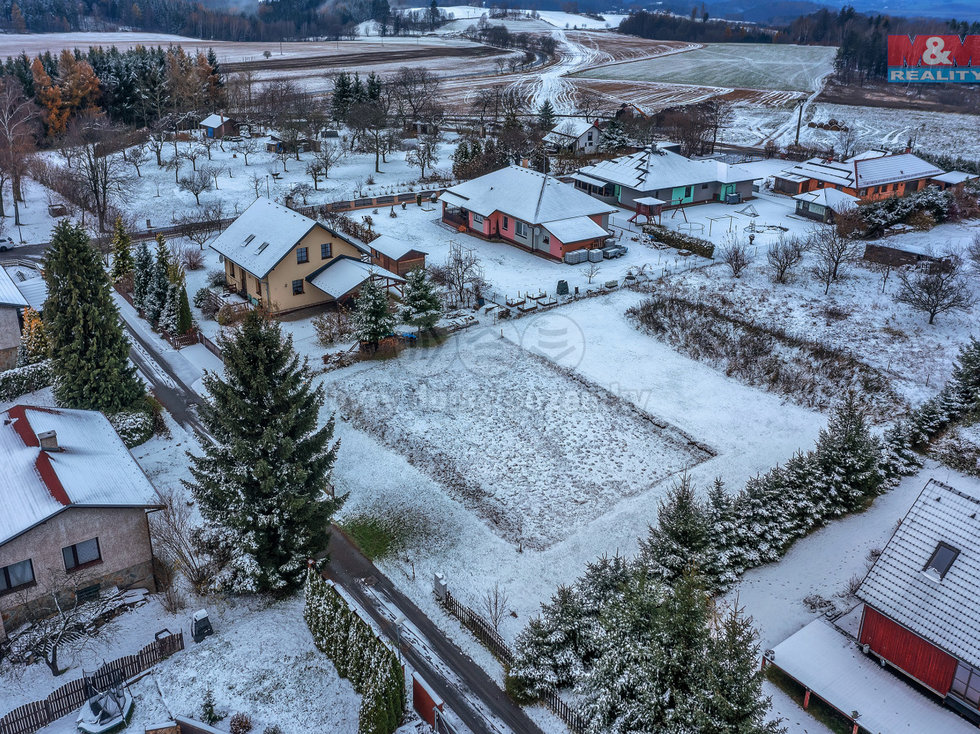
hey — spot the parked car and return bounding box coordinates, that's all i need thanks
[0,237,18,252]
[602,244,628,259]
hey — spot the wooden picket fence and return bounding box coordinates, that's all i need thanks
[0,632,184,734]
[542,689,587,734]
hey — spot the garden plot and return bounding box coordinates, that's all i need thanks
[330,335,713,550]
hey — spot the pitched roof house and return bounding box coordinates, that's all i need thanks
[857,478,980,723]
[574,144,756,210]
[773,151,946,201]
[0,267,27,371]
[439,166,616,260]
[0,406,162,641]
[200,114,237,139]
[792,188,859,222]
[210,198,410,313]
[544,119,601,155]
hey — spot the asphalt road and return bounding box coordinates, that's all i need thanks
[327,528,545,734]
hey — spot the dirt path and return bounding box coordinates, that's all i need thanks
[221,44,507,73]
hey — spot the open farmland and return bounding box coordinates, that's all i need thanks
[332,332,713,551]
[575,43,837,93]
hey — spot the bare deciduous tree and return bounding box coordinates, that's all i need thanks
[231,137,258,166]
[128,144,149,177]
[74,115,130,231]
[766,235,805,284]
[444,242,486,306]
[809,225,861,294]
[480,581,510,632]
[895,255,976,324]
[200,164,224,190]
[146,134,166,167]
[149,486,213,593]
[179,169,212,205]
[870,260,894,293]
[575,87,605,122]
[180,145,205,172]
[720,237,752,278]
[0,78,39,224]
[586,261,601,284]
[176,201,224,249]
[405,134,440,180]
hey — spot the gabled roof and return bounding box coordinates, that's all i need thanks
[209,198,319,278]
[0,266,28,308]
[439,166,615,224]
[306,255,404,300]
[578,145,755,193]
[793,188,859,211]
[854,153,944,188]
[857,479,980,669]
[776,157,854,188]
[545,119,597,145]
[0,405,161,546]
[200,113,233,128]
[367,234,427,262]
[543,216,608,244]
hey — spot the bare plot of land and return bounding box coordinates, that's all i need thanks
[575,43,837,93]
[331,334,713,550]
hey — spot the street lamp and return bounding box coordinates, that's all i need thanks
[266,175,270,198]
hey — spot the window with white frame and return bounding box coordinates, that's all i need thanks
[515,221,528,238]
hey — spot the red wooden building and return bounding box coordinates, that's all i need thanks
[856,479,980,725]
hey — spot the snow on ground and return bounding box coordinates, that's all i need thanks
[535,11,627,30]
[576,43,837,93]
[331,332,712,549]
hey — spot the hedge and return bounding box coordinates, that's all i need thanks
[0,360,53,402]
[643,223,715,259]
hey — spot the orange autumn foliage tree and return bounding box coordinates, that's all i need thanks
[58,51,101,117]
[31,58,68,136]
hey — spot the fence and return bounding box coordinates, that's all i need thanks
[440,590,513,666]
[0,632,184,734]
[541,689,587,734]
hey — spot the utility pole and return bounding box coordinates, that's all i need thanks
[795,102,804,147]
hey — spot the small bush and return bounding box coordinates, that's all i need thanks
[195,287,220,320]
[181,246,205,270]
[262,727,284,734]
[207,268,226,288]
[313,310,353,347]
[108,408,154,447]
[229,712,253,734]
[217,304,246,326]
[201,688,221,725]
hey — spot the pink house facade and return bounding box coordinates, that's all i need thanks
[440,166,616,261]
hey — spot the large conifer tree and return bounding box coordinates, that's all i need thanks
[42,220,143,412]
[132,240,152,311]
[353,277,395,348]
[400,268,441,335]
[109,216,133,280]
[186,311,341,595]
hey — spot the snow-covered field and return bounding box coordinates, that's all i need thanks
[576,43,837,93]
[331,333,712,549]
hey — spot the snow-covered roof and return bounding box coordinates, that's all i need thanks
[854,153,944,189]
[307,256,404,300]
[776,158,854,188]
[209,198,318,278]
[634,196,666,206]
[546,118,596,141]
[933,171,977,185]
[439,166,615,223]
[857,479,980,669]
[543,216,608,244]
[200,113,232,128]
[846,149,888,162]
[0,266,28,308]
[578,145,755,193]
[15,276,47,311]
[570,172,607,188]
[0,405,161,546]
[367,234,426,261]
[793,188,859,211]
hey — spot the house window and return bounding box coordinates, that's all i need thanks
[321,242,332,260]
[924,542,959,580]
[292,279,304,295]
[255,277,262,294]
[684,186,693,198]
[503,216,509,229]
[951,663,980,707]
[0,559,34,594]
[515,221,528,238]
[63,538,101,572]
[472,213,484,225]
[296,247,309,264]
[543,235,550,245]
[701,183,708,189]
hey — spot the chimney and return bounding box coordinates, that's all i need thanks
[37,430,60,451]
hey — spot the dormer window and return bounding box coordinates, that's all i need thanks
[924,542,959,580]
[243,234,256,246]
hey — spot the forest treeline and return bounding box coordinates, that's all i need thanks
[619,7,980,83]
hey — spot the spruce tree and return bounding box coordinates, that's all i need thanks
[19,306,49,365]
[813,392,884,515]
[638,475,712,585]
[537,99,555,131]
[109,216,133,281]
[145,234,171,325]
[186,311,342,595]
[948,337,980,415]
[132,240,152,312]
[400,268,441,335]
[159,280,181,334]
[704,478,740,588]
[353,277,395,348]
[176,283,194,334]
[709,602,785,734]
[42,220,143,413]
